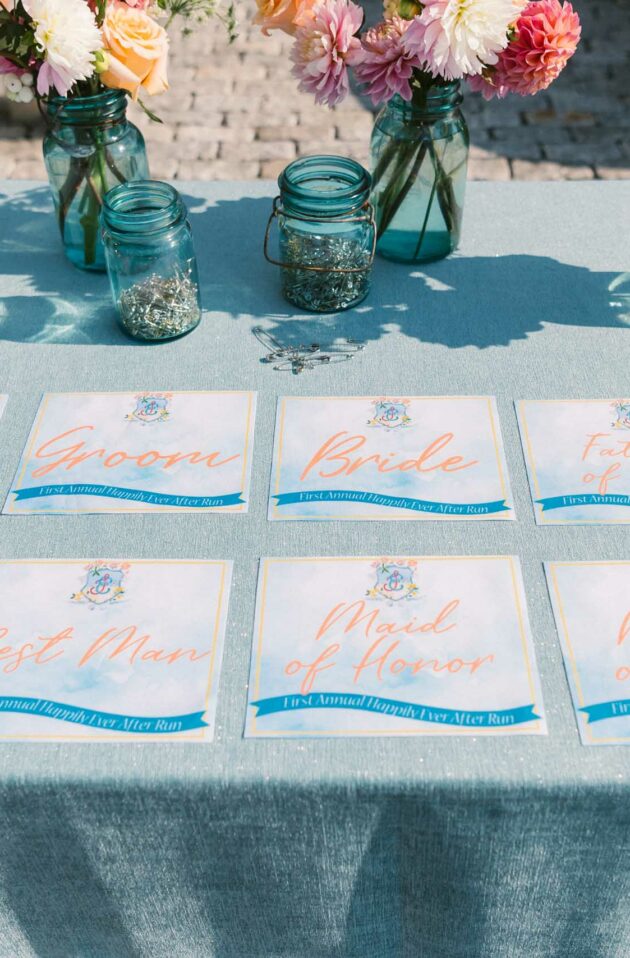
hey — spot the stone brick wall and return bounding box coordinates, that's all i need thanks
[1,0,628,180]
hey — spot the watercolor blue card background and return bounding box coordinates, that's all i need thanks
[5,391,256,514]
[0,559,232,741]
[546,561,630,745]
[517,399,630,524]
[269,396,515,521]
[246,556,546,738]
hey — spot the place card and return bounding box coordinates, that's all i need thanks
[245,556,545,737]
[0,559,232,741]
[4,391,256,514]
[268,396,514,520]
[517,399,630,524]
[546,562,630,746]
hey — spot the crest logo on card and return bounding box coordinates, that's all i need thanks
[611,400,630,430]
[71,562,129,606]
[367,560,419,603]
[367,399,411,430]
[125,394,171,425]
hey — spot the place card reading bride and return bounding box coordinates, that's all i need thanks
[4,391,256,514]
[245,556,545,737]
[546,561,630,745]
[268,396,514,520]
[0,560,232,741]
[517,399,630,524]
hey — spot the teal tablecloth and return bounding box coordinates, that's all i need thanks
[0,180,628,958]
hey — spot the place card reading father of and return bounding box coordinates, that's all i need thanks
[546,561,630,746]
[4,391,256,514]
[269,396,515,520]
[245,556,546,737]
[0,560,232,741]
[517,399,630,524]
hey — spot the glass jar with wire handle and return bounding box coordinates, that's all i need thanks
[264,156,376,313]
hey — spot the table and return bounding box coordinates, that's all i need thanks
[0,180,628,958]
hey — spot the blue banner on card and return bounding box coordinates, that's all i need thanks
[251,692,540,727]
[537,493,630,512]
[274,490,510,516]
[579,699,630,724]
[13,484,245,508]
[0,696,207,733]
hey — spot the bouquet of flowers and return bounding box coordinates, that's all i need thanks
[0,0,235,268]
[254,0,581,261]
[0,0,235,106]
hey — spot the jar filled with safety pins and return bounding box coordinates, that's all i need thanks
[101,181,201,341]
[264,156,376,313]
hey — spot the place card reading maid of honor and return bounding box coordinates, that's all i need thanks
[517,399,630,524]
[268,396,515,520]
[4,391,256,514]
[245,556,546,738]
[546,561,630,745]
[0,560,232,741]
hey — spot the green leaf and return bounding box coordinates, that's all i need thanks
[137,97,163,124]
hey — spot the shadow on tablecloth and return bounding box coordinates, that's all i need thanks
[0,187,627,349]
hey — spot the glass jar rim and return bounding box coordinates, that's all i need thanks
[47,89,127,126]
[388,83,463,118]
[102,181,186,234]
[279,155,372,217]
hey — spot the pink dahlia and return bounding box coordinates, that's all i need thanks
[468,0,581,98]
[467,70,511,99]
[291,0,364,107]
[354,16,417,105]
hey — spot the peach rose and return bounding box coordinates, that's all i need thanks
[254,0,301,35]
[100,4,168,99]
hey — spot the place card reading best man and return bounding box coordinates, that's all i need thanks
[0,559,232,741]
[246,556,545,737]
[5,391,256,514]
[269,396,514,520]
[546,562,630,746]
[517,399,630,524]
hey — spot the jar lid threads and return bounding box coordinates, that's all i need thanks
[102,181,186,235]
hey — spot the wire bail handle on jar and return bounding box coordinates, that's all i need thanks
[263,195,377,274]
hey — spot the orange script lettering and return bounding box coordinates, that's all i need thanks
[299,432,478,482]
[32,426,239,479]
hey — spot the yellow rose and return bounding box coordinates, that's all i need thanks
[100,5,168,100]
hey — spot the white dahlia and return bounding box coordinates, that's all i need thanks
[403,0,523,80]
[23,0,102,96]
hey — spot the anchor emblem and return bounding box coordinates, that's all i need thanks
[611,400,630,430]
[367,560,419,603]
[126,393,171,425]
[72,563,128,606]
[367,398,411,429]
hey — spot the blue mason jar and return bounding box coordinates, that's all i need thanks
[43,90,149,271]
[370,82,469,263]
[101,181,202,341]
[265,155,376,312]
